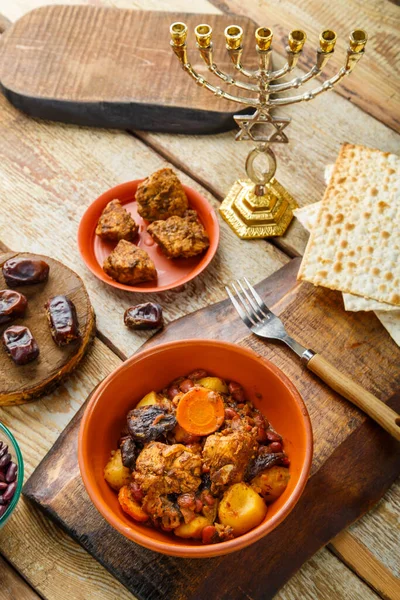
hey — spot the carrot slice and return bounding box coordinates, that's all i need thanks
[176,387,225,436]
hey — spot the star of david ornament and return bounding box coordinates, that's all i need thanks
[234,110,291,144]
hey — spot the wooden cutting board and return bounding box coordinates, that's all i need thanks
[0,250,96,406]
[23,259,400,600]
[0,6,257,133]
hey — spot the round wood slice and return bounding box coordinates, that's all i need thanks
[0,251,96,406]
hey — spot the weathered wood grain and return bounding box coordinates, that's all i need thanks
[0,556,42,600]
[330,530,400,600]
[346,476,400,578]
[212,0,400,133]
[23,261,400,600]
[0,251,96,405]
[0,92,288,360]
[275,547,380,600]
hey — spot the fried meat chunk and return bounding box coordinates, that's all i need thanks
[95,199,138,242]
[136,168,188,222]
[134,442,202,528]
[147,210,209,259]
[202,430,257,494]
[103,240,156,285]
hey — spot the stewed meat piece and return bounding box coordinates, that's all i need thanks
[103,240,156,285]
[148,210,209,259]
[96,199,138,242]
[202,429,258,494]
[136,168,188,222]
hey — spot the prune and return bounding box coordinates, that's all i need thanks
[127,405,176,442]
[3,257,49,287]
[45,295,80,346]
[120,437,140,470]
[124,302,163,330]
[0,290,27,324]
[246,452,287,480]
[2,325,39,365]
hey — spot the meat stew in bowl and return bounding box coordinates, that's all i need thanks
[104,370,290,545]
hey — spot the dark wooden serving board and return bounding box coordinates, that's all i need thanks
[0,6,257,133]
[23,259,400,600]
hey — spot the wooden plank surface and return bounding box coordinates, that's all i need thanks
[330,531,400,600]
[0,0,399,599]
[0,556,42,600]
[23,260,400,599]
[212,0,400,133]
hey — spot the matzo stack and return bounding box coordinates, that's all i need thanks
[298,143,400,306]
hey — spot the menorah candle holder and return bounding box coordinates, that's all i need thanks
[170,22,368,239]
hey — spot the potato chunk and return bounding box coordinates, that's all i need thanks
[136,391,159,408]
[251,466,290,503]
[218,482,267,536]
[104,449,131,491]
[174,515,210,539]
[197,377,228,394]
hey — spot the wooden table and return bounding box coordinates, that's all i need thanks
[0,1,399,599]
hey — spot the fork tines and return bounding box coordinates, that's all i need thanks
[225,278,272,327]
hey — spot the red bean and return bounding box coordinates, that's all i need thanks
[203,492,215,506]
[256,427,267,443]
[180,379,194,393]
[194,498,203,513]
[202,525,217,545]
[266,430,282,443]
[269,442,283,453]
[0,505,7,517]
[187,369,208,380]
[281,456,290,467]
[228,381,246,403]
[202,464,210,473]
[130,482,143,503]
[167,384,181,400]
[0,472,5,482]
[0,482,7,491]
[2,481,17,502]
[177,493,196,510]
[0,453,11,469]
[224,408,238,420]
[0,444,8,458]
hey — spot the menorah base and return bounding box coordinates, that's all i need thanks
[219,178,298,239]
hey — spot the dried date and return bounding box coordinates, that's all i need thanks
[124,302,163,330]
[120,437,140,470]
[2,325,39,365]
[45,295,80,346]
[0,290,27,324]
[3,257,49,287]
[246,452,287,480]
[127,405,176,443]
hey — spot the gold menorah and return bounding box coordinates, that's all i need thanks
[170,22,368,239]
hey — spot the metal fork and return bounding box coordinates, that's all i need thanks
[226,278,400,441]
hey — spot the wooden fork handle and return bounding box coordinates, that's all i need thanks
[307,353,400,441]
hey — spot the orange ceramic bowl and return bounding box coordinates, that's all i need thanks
[77,180,219,293]
[78,340,312,558]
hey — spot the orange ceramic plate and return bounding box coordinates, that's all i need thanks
[77,180,220,292]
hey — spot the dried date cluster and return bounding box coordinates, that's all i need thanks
[1,257,80,366]
[0,440,18,518]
